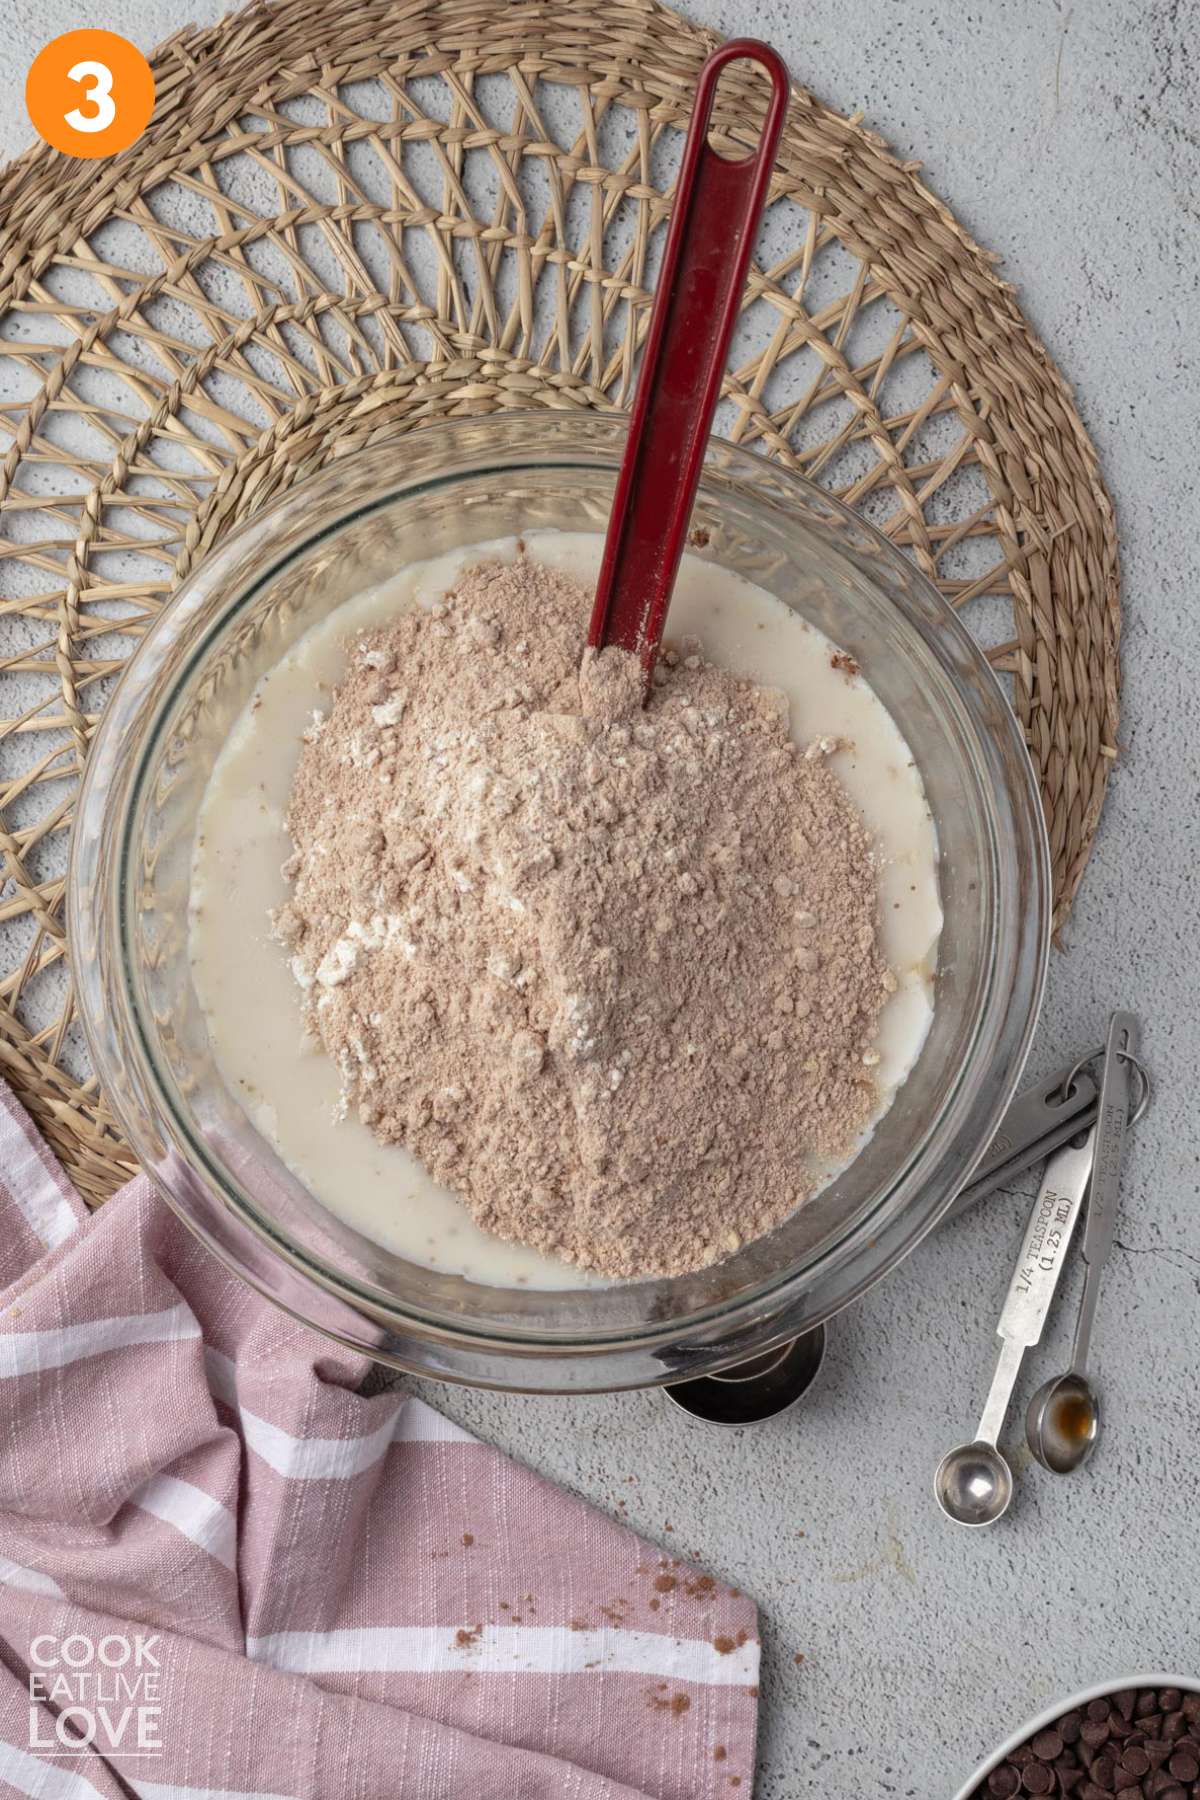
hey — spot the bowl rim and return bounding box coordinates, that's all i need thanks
[69,411,1051,1387]
[951,1672,1200,1800]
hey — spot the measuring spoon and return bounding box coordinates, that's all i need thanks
[1026,1011,1142,1474]
[935,1127,1096,1526]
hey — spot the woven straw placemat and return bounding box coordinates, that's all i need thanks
[0,0,1119,1202]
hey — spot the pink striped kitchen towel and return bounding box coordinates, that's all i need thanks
[0,1082,760,1798]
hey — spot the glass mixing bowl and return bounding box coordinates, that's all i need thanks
[69,413,1049,1391]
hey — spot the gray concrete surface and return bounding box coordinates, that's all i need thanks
[4,2,1200,1794]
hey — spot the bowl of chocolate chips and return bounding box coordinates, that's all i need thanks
[955,1677,1200,1800]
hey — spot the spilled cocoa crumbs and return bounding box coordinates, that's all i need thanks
[278,556,891,1278]
[648,1692,692,1717]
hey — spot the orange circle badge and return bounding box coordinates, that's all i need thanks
[26,29,155,159]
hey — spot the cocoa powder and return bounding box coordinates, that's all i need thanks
[276,556,892,1278]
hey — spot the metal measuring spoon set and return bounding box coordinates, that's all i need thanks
[935,1011,1150,1526]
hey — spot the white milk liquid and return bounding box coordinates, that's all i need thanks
[189,533,942,1288]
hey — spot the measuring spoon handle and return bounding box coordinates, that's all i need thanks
[947,1064,1098,1222]
[977,1335,1026,1448]
[1071,1012,1139,1372]
[997,1128,1096,1350]
[1080,1012,1138,1273]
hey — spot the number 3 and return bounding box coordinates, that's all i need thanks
[65,59,116,134]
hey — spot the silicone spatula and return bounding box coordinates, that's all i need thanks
[587,40,789,683]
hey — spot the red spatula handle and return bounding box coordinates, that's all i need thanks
[588,40,789,675]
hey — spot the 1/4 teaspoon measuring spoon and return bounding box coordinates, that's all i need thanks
[934,1126,1097,1527]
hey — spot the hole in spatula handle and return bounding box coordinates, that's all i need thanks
[704,48,785,162]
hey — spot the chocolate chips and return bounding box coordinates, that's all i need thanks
[973,1688,1200,1800]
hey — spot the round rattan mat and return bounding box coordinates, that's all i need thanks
[0,0,1119,1203]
